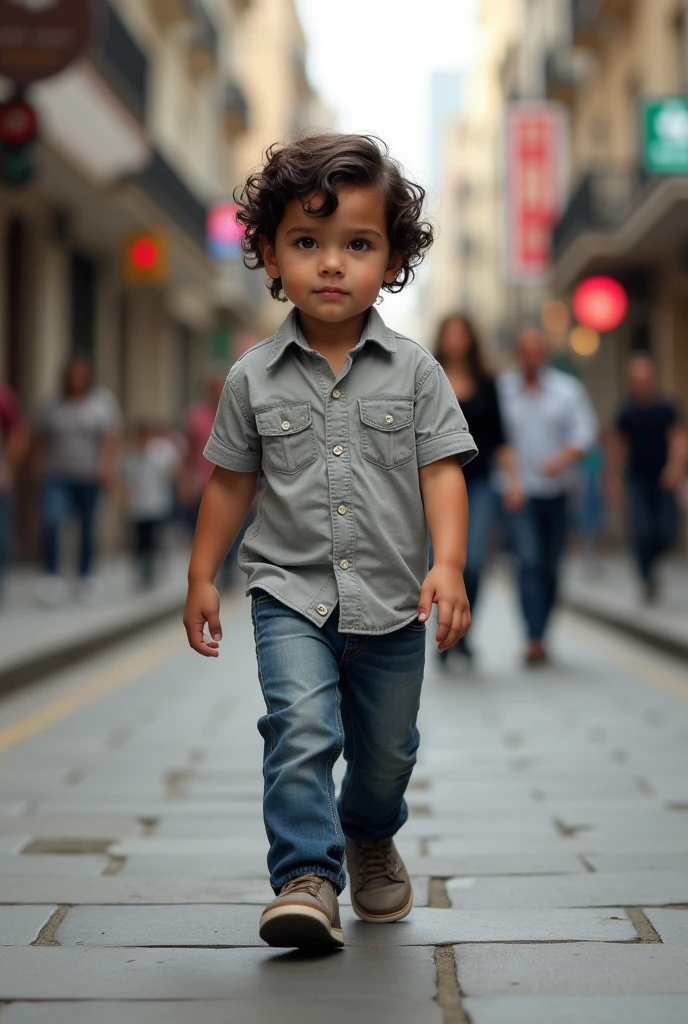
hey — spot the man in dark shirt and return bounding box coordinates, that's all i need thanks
[612,354,687,600]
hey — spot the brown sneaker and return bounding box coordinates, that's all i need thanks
[346,837,413,923]
[259,873,344,949]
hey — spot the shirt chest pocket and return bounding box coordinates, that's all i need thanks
[359,397,415,470]
[255,403,317,475]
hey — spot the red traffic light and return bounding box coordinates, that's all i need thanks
[572,276,629,333]
[0,97,38,146]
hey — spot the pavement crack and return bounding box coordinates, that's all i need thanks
[553,818,592,838]
[434,946,470,1024]
[625,907,662,943]
[104,856,127,876]
[578,854,596,873]
[429,878,451,908]
[23,839,113,855]
[32,906,69,946]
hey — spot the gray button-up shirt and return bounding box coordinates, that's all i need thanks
[205,308,477,634]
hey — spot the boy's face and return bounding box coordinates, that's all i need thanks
[260,186,402,323]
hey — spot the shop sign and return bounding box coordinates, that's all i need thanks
[642,98,688,174]
[504,102,567,281]
[207,202,243,260]
[0,0,94,85]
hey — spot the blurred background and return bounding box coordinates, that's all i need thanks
[0,0,686,630]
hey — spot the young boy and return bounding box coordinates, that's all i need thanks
[184,132,477,949]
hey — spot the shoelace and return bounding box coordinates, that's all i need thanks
[357,840,396,886]
[280,873,324,899]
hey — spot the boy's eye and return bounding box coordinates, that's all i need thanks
[349,239,372,252]
[295,237,317,250]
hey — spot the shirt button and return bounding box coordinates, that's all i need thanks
[385,414,394,424]
[333,445,344,456]
[337,505,347,515]
[339,559,350,570]
[332,389,342,399]
[316,604,328,616]
[281,420,291,431]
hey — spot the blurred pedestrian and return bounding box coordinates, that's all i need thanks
[498,328,597,665]
[434,313,523,662]
[0,380,28,601]
[33,357,121,604]
[178,375,225,530]
[576,432,607,574]
[120,422,181,590]
[610,354,688,602]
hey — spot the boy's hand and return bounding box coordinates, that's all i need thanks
[418,564,471,652]
[184,582,222,658]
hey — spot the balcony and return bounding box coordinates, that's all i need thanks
[92,0,149,122]
[572,0,634,47]
[223,80,249,135]
[553,166,653,261]
[187,0,219,76]
[133,149,209,250]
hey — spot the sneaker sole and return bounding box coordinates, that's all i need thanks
[351,890,414,924]
[259,905,345,949]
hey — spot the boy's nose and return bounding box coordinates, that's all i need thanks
[318,251,344,274]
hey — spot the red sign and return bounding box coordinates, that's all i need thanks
[504,104,567,281]
[0,0,94,85]
[573,276,628,333]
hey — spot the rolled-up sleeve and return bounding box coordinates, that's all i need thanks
[566,379,598,452]
[203,369,262,473]
[414,362,478,468]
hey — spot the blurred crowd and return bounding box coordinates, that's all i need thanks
[0,328,686,651]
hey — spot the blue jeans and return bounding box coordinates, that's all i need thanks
[250,592,426,893]
[626,478,676,583]
[42,479,101,578]
[507,495,568,642]
[464,478,497,613]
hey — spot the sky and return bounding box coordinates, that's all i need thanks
[294,0,482,334]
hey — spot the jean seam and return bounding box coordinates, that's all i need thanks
[324,682,344,853]
[338,685,358,827]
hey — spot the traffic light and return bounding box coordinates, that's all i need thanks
[123,232,168,286]
[0,94,38,187]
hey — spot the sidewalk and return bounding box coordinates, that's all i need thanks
[0,551,191,693]
[563,553,688,660]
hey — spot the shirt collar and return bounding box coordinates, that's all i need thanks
[266,306,397,369]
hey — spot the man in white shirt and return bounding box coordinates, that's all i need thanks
[498,328,597,665]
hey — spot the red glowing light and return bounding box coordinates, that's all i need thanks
[572,276,628,333]
[130,237,161,270]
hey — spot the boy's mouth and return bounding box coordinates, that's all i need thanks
[315,287,347,296]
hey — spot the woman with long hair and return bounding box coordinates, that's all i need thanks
[435,313,523,661]
[34,356,121,604]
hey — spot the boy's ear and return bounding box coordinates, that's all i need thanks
[383,251,403,285]
[259,237,280,279]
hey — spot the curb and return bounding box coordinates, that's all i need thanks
[0,594,187,697]
[563,592,688,663]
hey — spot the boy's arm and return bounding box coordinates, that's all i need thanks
[184,466,258,657]
[418,457,471,652]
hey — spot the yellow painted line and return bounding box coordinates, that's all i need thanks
[0,632,184,754]
[563,612,688,703]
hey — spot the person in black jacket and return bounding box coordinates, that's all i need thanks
[435,313,523,660]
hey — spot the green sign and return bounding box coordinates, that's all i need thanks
[642,98,688,174]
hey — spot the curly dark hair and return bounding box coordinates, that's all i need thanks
[233,131,434,301]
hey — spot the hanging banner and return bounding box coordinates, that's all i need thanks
[504,103,567,282]
[0,0,94,86]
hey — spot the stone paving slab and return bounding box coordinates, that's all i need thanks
[54,904,636,947]
[402,853,585,877]
[0,836,30,854]
[587,853,688,873]
[446,871,688,909]
[0,1000,444,1024]
[0,907,57,945]
[0,815,143,839]
[644,910,688,943]
[455,943,688,997]
[0,855,108,877]
[0,946,438,1001]
[462,995,688,1024]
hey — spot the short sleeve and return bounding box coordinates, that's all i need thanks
[414,362,478,468]
[203,369,262,473]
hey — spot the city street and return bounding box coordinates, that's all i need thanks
[0,581,686,1022]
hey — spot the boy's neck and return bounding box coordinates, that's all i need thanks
[297,308,370,353]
